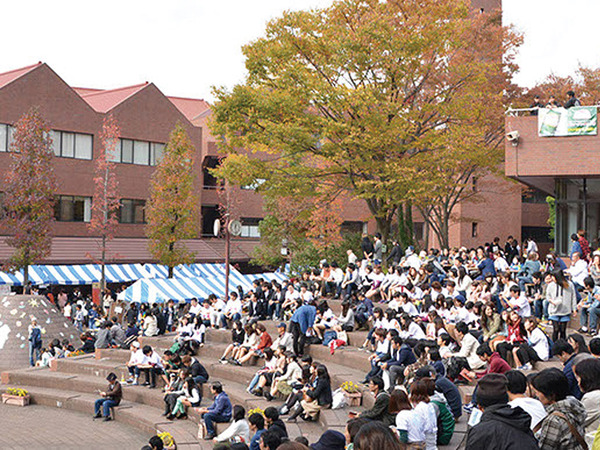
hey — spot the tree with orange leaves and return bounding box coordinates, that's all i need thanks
[1,108,57,291]
[88,115,121,296]
[146,124,198,278]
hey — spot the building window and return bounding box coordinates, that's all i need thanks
[203,156,221,189]
[51,131,93,160]
[119,199,146,224]
[201,205,221,236]
[472,222,478,238]
[54,196,92,222]
[522,187,550,204]
[341,221,365,235]
[413,222,424,241]
[0,124,15,152]
[241,218,261,238]
[109,138,164,166]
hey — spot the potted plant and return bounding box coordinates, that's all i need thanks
[340,381,362,406]
[2,388,30,406]
[158,431,176,450]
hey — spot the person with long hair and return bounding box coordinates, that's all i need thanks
[288,364,332,422]
[512,317,550,370]
[495,310,526,364]
[213,404,250,444]
[480,302,502,343]
[547,269,578,341]
[354,421,404,450]
[389,388,416,446]
[408,379,437,449]
[167,376,201,420]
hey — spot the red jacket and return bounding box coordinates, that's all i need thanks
[486,352,511,375]
[257,331,272,350]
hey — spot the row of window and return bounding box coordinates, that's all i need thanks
[1,123,165,166]
[54,196,146,224]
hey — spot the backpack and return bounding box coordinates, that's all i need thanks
[431,399,455,445]
[322,330,338,346]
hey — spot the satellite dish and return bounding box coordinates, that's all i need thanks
[228,220,242,237]
[213,219,221,237]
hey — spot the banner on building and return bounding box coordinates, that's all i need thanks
[538,106,597,137]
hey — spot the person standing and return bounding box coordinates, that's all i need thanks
[547,270,578,342]
[93,372,122,422]
[289,299,316,356]
[28,319,42,367]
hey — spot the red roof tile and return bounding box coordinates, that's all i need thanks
[72,87,104,96]
[0,62,43,89]
[80,83,149,113]
[168,96,211,123]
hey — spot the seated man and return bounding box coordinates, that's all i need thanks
[355,376,395,426]
[138,345,167,388]
[197,382,233,440]
[381,336,417,389]
[182,354,209,396]
[93,372,122,422]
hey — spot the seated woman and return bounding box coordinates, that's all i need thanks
[313,301,338,341]
[237,323,272,365]
[219,321,246,363]
[213,404,250,445]
[247,348,279,395]
[163,369,186,416]
[142,311,158,337]
[229,324,258,364]
[512,316,550,370]
[336,301,355,332]
[288,364,332,422]
[167,376,201,420]
[270,352,303,400]
[495,309,526,364]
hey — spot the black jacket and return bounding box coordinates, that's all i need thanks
[268,419,288,440]
[359,391,395,426]
[386,244,404,264]
[190,359,209,381]
[307,376,333,406]
[466,404,539,450]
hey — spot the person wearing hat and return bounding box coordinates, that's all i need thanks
[311,430,345,450]
[466,373,538,449]
[93,372,122,421]
[125,340,145,385]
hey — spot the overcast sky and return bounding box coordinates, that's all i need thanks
[0,0,597,101]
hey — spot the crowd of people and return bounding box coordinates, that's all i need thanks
[28,229,600,449]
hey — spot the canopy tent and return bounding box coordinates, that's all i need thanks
[0,265,56,286]
[243,272,288,284]
[96,264,151,283]
[40,264,99,285]
[119,277,214,303]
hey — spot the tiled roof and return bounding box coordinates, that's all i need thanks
[0,62,43,89]
[79,83,149,113]
[72,87,103,96]
[0,237,254,264]
[168,96,211,123]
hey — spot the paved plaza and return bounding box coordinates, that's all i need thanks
[0,402,150,449]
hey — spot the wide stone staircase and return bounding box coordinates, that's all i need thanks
[2,298,566,449]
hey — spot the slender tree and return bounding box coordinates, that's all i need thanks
[1,108,57,292]
[88,115,121,297]
[146,124,197,277]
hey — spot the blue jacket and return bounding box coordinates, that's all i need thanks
[207,392,232,418]
[478,258,496,278]
[563,355,583,400]
[571,240,583,257]
[385,344,417,367]
[250,429,265,450]
[291,304,316,334]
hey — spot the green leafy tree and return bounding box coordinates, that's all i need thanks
[146,125,198,277]
[1,108,57,291]
[210,0,520,244]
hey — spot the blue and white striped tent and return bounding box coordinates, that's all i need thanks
[96,264,151,283]
[40,264,99,285]
[142,264,205,280]
[243,272,288,285]
[119,277,214,303]
[190,263,228,279]
[0,265,59,286]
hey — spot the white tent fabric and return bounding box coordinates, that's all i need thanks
[97,264,152,283]
[119,277,214,303]
[41,264,99,285]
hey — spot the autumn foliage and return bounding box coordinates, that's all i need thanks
[88,115,121,291]
[1,108,57,288]
[146,124,198,277]
[210,0,521,246]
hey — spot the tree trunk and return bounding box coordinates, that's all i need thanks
[101,234,106,299]
[23,264,30,294]
[168,265,174,279]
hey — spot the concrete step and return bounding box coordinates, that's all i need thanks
[0,384,204,448]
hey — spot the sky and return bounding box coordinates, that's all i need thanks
[0,0,598,101]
